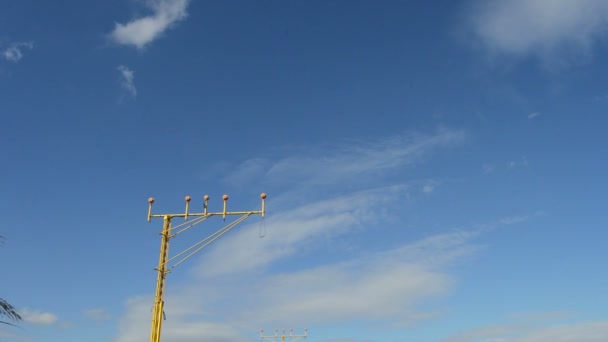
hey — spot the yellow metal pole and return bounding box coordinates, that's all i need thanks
[150,215,172,342]
[147,193,267,342]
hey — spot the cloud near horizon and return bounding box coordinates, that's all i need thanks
[112,127,548,341]
[443,318,608,342]
[115,224,477,341]
[115,211,532,341]
[114,129,470,341]
[109,0,190,49]
[18,308,58,325]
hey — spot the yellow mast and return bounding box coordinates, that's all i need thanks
[150,214,171,342]
[147,193,266,342]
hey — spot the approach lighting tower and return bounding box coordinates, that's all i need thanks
[147,193,267,342]
[260,328,308,342]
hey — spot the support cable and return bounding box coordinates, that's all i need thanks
[165,215,203,232]
[163,214,252,272]
[170,216,211,237]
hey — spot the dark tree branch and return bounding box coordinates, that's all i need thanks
[1,235,22,326]
[0,299,21,322]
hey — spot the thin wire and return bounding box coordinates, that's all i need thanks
[167,214,252,271]
[163,214,251,267]
[167,214,251,271]
[171,216,211,237]
[164,223,232,267]
[167,216,207,232]
[258,217,266,238]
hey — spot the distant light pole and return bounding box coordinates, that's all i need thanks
[260,328,308,342]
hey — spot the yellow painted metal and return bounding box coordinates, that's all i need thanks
[150,216,171,342]
[149,210,263,219]
[147,194,266,342]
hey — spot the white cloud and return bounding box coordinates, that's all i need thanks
[222,128,465,189]
[239,258,450,326]
[114,296,246,342]
[515,321,608,342]
[3,42,33,62]
[422,180,439,194]
[115,204,531,341]
[109,0,190,49]
[222,158,267,185]
[468,0,608,60]
[528,112,540,120]
[508,157,528,169]
[113,126,545,341]
[114,128,473,341]
[484,157,528,173]
[117,65,137,97]
[443,319,608,342]
[19,308,58,325]
[85,308,112,321]
[267,129,463,186]
[0,329,28,342]
[115,225,477,341]
[193,184,409,277]
[499,215,530,225]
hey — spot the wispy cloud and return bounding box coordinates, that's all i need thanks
[115,300,246,342]
[84,308,112,321]
[442,318,608,342]
[528,112,540,120]
[422,180,440,194]
[114,125,540,341]
[3,42,33,62]
[115,212,533,341]
[267,129,463,186]
[222,128,465,189]
[109,0,190,49]
[235,249,453,327]
[499,215,531,225]
[508,157,528,169]
[193,184,410,278]
[115,225,477,341]
[483,157,528,174]
[18,308,58,325]
[468,0,608,61]
[117,65,137,97]
[115,128,472,341]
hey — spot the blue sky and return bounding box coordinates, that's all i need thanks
[1,0,607,341]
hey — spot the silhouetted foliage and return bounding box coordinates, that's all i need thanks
[0,236,21,326]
